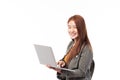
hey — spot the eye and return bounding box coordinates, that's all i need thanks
[68,25,76,29]
[68,25,71,29]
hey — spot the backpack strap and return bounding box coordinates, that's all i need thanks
[90,60,95,77]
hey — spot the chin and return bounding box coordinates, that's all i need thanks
[71,37,77,39]
[70,35,79,39]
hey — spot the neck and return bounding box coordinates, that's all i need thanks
[73,37,80,44]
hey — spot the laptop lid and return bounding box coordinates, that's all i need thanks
[34,44,57,67]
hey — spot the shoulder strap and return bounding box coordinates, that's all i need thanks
[76,43,86,68]
[90,60,95,77]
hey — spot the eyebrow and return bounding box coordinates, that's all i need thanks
[68,25,76,27]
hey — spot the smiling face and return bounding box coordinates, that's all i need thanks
[68,20,79,39]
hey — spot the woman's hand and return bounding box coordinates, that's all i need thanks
[57,60,66,68]
[46,65,53,69]
[46,65,61,73]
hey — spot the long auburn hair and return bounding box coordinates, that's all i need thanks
[67,15,92,53]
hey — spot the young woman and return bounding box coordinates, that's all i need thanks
[48,15,94,80]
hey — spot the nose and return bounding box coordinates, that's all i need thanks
[69,27,75,32]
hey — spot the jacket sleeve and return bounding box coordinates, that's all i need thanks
[61,45,93,78]
[56,41,73,79]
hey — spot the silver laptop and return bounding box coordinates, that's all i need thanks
[34,44,74,72]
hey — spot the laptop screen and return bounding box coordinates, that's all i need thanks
[34,44,57,67]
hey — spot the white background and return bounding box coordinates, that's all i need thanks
[0,0,120,80]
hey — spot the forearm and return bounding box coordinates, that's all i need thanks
[61,68,85,78]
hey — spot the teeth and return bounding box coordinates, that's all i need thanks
[71,33,75,36]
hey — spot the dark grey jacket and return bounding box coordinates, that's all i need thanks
[57,41,93,80]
